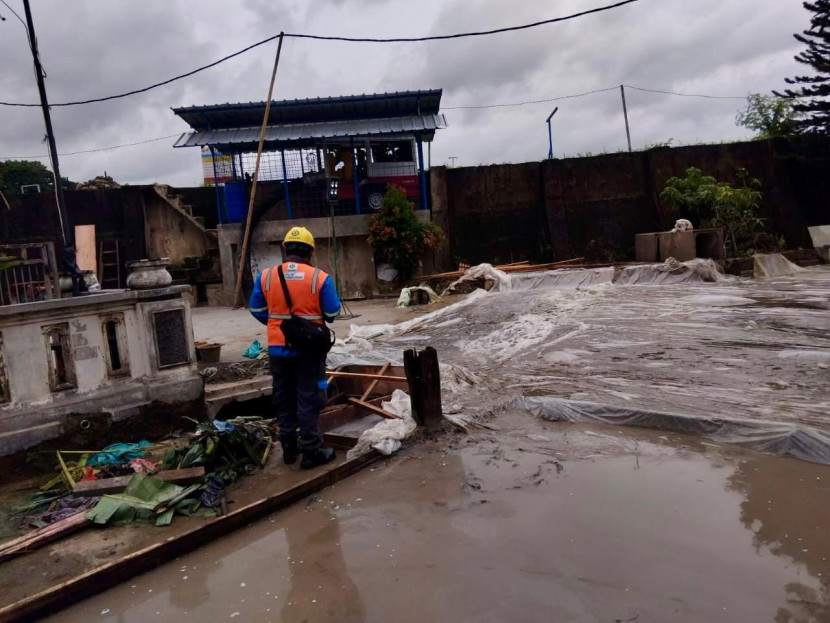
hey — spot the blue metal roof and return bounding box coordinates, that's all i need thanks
[173,114,447,150]
[172,89,443,133]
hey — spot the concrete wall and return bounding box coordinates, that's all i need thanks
[219,211,430,300]
[0,286,202,455]
[143,193,215,264]
[431,136,830,266]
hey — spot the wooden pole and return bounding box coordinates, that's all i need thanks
[232,32,285,308]
[403,347,442,429]
[620,85,633,153]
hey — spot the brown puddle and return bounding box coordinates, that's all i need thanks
[42,411,830,623]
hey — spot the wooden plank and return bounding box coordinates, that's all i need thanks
[404,347,443,429]
[327,371,407,382]
[360,362,391,401]
[0,448,381,623]
[72,467,206,497]
[0,513,89,563]
[347,397,401,420]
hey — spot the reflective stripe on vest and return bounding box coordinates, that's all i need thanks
[267,313,323,320]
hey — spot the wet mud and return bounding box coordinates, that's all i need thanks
[47,412,830,622]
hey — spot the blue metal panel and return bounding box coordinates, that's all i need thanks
[280,149,292,219]
[209,146,224,224]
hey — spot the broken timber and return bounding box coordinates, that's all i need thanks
[404,347,443,429]
[0,443,382,623]
[0,513,89,564]
[72,467,206,497]
[347,397,401,420]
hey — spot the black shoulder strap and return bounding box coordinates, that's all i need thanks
[277,265,294,313]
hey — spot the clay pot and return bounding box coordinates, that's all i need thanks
[126,259,173,290]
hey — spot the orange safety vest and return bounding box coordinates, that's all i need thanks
[261,261,329,348]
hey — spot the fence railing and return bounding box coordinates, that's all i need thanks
[0,242,60,307]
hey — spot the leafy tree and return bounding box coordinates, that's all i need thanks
[367,185,444,281]
[0,160,55,195]
[660,167,766,257]
[736,94,801,139]
[775,1,830,134]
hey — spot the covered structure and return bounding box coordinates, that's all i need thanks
[172,90,447,222]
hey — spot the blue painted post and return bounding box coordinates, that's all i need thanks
[209,146,223,224]
[351,138,361,215]
[546,107,559,159]
[416,136,428,211]
[281,149,292,219]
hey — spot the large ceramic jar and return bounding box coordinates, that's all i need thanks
[126,259,173,290]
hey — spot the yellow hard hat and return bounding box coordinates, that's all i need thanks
[282,226,315,250]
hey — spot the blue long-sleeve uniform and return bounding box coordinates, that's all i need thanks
[249,260,341,357]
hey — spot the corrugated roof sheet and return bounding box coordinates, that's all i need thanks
[172,90,443,132]
[173,114,448,149]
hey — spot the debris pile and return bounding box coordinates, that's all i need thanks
[75,175,121,191]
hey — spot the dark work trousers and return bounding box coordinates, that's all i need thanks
[269,353,327,451]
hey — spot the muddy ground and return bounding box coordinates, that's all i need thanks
[43,411,830,622]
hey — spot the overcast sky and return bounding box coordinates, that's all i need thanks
[0,0,809,187]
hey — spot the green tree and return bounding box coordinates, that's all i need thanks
[660,167,766,257]
[775,1,830,134]
[0,160,56,195]
[736,94,801,139]
[367,185,444,281]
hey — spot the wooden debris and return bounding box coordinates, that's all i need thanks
[327,371,408,382]
[72,467,206,497]
[347,397,401,420]
[419,257,586,281]
[360,362,391,401]
[0,513,89,563]
[404,347,443,429]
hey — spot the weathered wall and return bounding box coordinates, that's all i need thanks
[432,137,830,266]
[143,193,215,263]
[0,287,202,455]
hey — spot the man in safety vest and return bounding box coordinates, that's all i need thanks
[249,226,342,469]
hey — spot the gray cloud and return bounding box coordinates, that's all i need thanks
[0,0,811,185]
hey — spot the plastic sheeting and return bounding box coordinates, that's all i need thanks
[441,264,510,295]
[512,396,830,466]
[753,253,806,279]
[346,390,417,459]
[616,258,729,285]
[396,285,442,308]
[329,258,830,464]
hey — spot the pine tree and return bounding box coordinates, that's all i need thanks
[776,1,830,134]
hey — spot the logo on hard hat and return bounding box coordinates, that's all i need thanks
[290,228,300,237]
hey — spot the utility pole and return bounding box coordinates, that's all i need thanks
[22,0,72,248]
[546,107,559,159]
[448,156,459,168]
[620,85,632,153]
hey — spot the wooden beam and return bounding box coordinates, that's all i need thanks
[0,449,382,623]
[0,513,89,563]
[327,371,407,382]
[347,397,401,420]
[360,362,391,401]
[71,467,206,498]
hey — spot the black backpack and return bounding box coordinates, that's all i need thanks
[276,265,335,355]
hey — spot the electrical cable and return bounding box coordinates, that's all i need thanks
[0,133,181,159]
[624,85,746,100]
[444,86,621,110]
[0,0,642,108]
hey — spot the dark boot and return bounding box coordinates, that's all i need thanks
[280,437,299,465]
[300,447,336,470]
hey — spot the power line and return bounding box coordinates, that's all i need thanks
[0,0,642,108]
[624,85,746,100]
[444,87,621,110]
[444,84,746,110]
[0,133,181,160]
[289,0,641,42]
[0,83,754,160]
